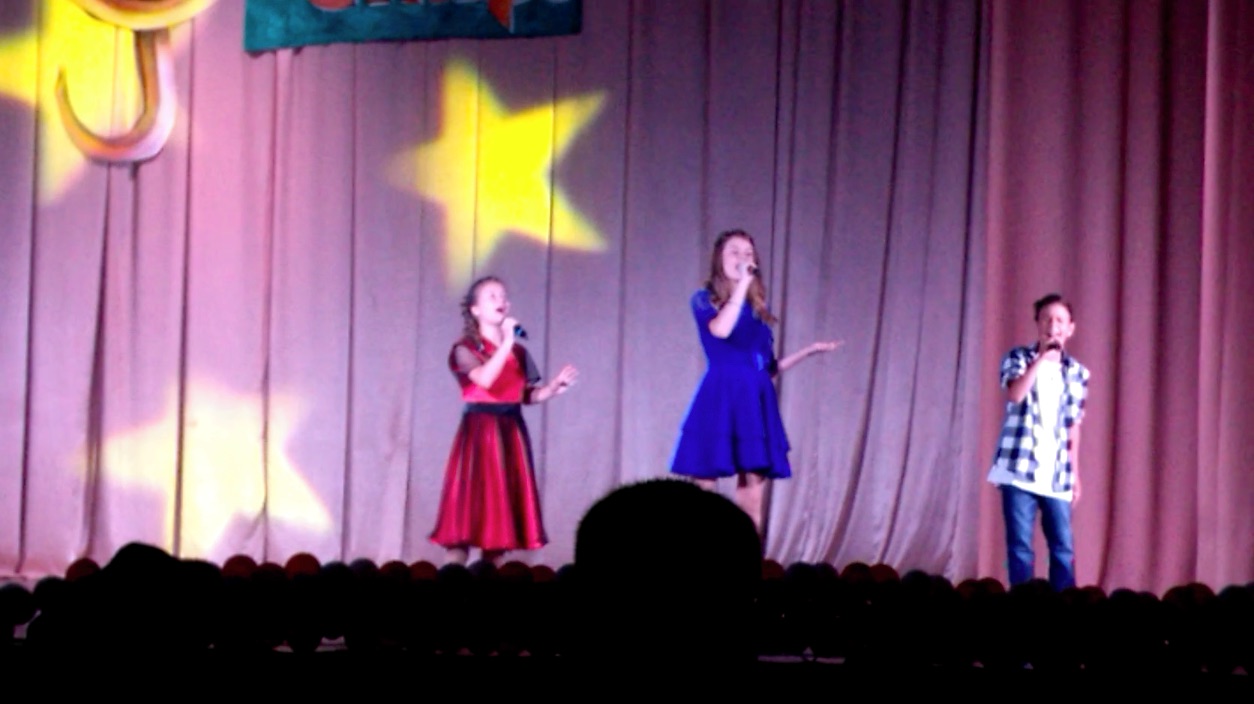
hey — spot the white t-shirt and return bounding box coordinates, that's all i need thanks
[989,360,1073,501]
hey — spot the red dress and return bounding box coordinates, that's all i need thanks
[428,337,547,551]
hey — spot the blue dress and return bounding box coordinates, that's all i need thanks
[670,289,792,479]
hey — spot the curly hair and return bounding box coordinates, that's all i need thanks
[460,275,505,348]
[705,229,776,325]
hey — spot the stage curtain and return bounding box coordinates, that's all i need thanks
[981,0,1254,591]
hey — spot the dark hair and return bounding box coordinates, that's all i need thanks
[460,275,504,347]
[706,229,777,325]
[1033,293,1073,321]
[573,479,761,662]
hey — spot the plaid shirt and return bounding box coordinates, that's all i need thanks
[990,344,1090,492]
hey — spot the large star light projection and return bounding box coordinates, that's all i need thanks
[395,58,608,290]
[83,380,333,558]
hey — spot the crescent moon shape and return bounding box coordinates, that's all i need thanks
[54,29,177,163]
[66,0,216,31]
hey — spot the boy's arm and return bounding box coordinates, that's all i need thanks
[1070,422,1082,503]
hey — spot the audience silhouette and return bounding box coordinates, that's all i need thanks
[572,478,762,664]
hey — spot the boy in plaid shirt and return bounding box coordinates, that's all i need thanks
[987,293,1089,591]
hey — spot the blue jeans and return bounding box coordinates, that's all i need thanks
[1000,484,1075,591]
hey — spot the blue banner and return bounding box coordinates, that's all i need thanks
[244,0,582,52]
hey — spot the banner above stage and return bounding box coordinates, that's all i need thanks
[244,0,582,52]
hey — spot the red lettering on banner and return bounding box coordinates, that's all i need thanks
[308,0,480,9]
[488,0,514,30]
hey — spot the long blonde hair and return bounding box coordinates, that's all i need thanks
[705,229,776,324]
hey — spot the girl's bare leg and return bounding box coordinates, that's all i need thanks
[735,472,767,535]
[445,547,469,565]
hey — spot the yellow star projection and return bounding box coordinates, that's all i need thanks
[0,0,196,201]
[396,58,608,289]
[85,380,333,558]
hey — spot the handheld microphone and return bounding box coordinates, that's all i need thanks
[513,324,528,340]
[742,262,758,276]
[1045,341,1062,351]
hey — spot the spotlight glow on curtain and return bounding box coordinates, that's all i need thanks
[0,0,202,201]
[391,58,607,291]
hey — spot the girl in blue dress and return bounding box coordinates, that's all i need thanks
[670,229,841,534]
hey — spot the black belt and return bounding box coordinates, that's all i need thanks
[464,403,523,416]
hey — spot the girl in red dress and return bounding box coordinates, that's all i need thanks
[429,276,578,565]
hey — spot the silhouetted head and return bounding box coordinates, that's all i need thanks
[573,479,761,664]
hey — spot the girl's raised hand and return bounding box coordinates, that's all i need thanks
[810,340,844,355]
[551,364,578,394]
[502,317,520,344]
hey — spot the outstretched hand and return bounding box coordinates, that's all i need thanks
[550,364,578,395]
[809,340,844,355]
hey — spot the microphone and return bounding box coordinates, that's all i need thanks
[741,262,758,276]
[513,324,528,340]
[1045,341,1062,351]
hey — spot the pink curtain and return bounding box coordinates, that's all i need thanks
[1,1,1250,594]
[982,0,1254,590]
[1197,0,1254,589]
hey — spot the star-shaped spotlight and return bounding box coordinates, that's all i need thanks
[85,380,333,558]
[395,58,608,290]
